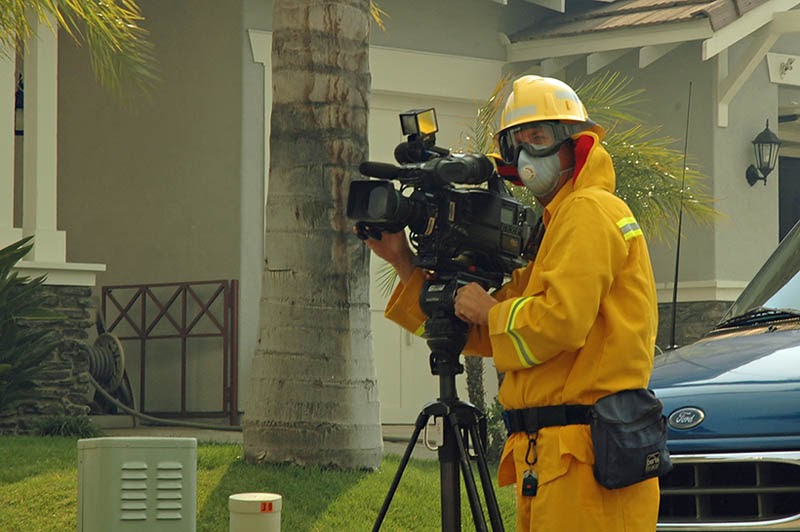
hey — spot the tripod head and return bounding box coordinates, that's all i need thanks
[418,270,503,379]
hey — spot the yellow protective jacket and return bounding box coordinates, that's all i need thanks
[384,130,659,505]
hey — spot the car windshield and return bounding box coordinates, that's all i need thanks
[721,220,800,323]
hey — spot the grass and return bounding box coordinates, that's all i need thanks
[0,436,516,531]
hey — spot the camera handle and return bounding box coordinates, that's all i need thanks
[372,282,505,532]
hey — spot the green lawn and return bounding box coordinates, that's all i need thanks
[0,436,516,531]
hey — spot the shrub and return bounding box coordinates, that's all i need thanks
[32,414,104,438]
[0,237,61,411]
[485,397,506,465]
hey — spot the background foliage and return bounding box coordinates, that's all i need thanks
[1,0,156,99]
[0,237,60,411]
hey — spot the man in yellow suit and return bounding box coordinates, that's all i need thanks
[364,75,660,531]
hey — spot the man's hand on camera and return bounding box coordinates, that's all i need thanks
[454,282,496,326]
[357,228,416,284]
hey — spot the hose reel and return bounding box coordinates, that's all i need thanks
[85,331,135,413]
[88,333,125,392]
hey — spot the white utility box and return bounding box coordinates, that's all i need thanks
[77,437,197,532]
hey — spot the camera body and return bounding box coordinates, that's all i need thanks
[347,108,535,286]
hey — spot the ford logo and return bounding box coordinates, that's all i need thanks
[668,407,705,430]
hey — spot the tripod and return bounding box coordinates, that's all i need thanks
[373,275,505,532]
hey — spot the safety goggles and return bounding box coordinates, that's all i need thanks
[497,121,578,164]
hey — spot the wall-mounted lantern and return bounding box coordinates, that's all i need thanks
[745,119,781,186]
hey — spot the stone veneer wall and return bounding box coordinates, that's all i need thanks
[0,285,96,435]
[656,300,732,352]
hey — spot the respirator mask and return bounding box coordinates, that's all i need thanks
[517,149,568,196]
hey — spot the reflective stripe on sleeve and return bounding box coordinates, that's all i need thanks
[414,321,426,337]
[505,297,539,367]
[616,217,643,241]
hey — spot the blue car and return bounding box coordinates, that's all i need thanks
[652,220,800,530]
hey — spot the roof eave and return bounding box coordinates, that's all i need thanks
[506,0,800,64]
[702,0,800,59]
[506,18,713,63]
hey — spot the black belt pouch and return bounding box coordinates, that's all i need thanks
[590,388,672,489]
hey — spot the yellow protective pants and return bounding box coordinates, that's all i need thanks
[503,431,659,532]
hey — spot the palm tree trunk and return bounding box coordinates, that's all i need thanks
[242,0,382,469]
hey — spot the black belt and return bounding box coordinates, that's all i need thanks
[503,404,593,435]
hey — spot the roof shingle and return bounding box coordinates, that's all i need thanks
[509,0,768,41]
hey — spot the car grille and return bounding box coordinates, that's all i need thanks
[658,452,800,530]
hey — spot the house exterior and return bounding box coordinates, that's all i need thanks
[2,0,799,425]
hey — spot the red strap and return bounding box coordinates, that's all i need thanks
[496,162,522,186]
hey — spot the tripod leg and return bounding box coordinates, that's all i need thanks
[372,411,430,532]
[438,412,462,531]
[448,412,490,532]
[468,423,505,532]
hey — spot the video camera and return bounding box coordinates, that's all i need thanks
[347,108,536,289]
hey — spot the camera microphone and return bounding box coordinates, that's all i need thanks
[358,161,401,180]
[360,154,495,188]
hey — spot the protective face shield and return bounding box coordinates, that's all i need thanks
[517,149,567,197]
[498,121,575,164]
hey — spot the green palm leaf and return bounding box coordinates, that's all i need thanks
[0,237,61,410]
[0,0,157,99]
[573,71,646,130]
[605,125,716,242]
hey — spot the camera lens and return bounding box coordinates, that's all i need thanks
[367,186,393,220]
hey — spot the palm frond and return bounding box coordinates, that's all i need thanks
[605,125,717,241]
[370,1,388,31]
[0,235,33,265]
[0,0,157,100]
[376,261,398,296]
[0,1,33,50]
[0,236,60,410]
[460,75,511,154]
[573,71,646,132]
